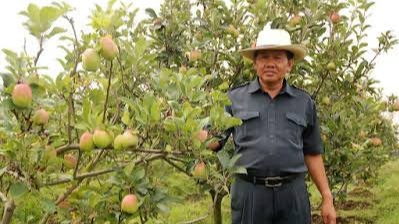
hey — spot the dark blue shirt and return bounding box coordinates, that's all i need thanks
[219,78,323,176]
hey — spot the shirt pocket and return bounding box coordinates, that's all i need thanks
[235,111,260,141]
[285,112,307,145]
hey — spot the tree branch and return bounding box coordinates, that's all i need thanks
[163,158,192,177]
[34,35,44,66]
[103,61,113,123]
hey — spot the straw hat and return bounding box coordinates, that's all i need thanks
[239,23,307,61]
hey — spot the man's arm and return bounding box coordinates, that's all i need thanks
[305,154,336,224]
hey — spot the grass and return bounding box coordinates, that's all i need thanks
[373,159,399,224]
[147,158,399,224]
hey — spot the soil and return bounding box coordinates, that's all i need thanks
[312,214,373,224]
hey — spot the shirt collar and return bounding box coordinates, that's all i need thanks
[248,78,296,97]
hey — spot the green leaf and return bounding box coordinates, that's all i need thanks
[145,8,158,18]
[124,162,135,177]
[122,105,130,125]
[230,166,247,175]
[150,102,160,123]
[9,182,28,198]
[135,38,149,59]
[228,154,242,169]
[132,167,145,181]
[217,150,230,169]
[41,199,56,213]
[157,203,170,213]
[82,98,91,121]
[46,27,66,38]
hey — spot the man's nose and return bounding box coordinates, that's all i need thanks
[264,62,275,68]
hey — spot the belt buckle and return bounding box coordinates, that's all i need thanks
[264,176,283,187]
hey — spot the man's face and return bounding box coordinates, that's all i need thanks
[254,50,293,85]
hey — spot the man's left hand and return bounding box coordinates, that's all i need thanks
[321,199,336,224]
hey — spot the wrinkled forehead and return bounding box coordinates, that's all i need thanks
[255,49,290,57]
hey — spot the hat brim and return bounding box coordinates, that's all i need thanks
[239,45,307,62]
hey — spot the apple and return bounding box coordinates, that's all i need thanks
[82,48,100,71]
[330,11,341,24]
[12,83,32,108]
[113,130,139,150]
[63,154,77,169]
[188,50,202,62]
[370,137,382,147]
[121,194,139,214]
[32,108,49,125]
[153,18,162,26]
[93,129,113,149]
[179,66,187,74]
[392,101,399,111]
[79,131,94,151]
[43,146,57,162]
[99,35,119,61]
[194,31,203,41]
[322,96,331,105]
[289,15,301,27]
[194,130,208,143]
[327,62,336,71]
[193,161,207,179]
[206,141,220,151]
[226,25,239,37]
[358,130,367,139]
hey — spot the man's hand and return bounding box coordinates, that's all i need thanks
[304,154,336,224]
[321,197,336,224]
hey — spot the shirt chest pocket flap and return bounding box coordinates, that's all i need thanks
[235,111,260,139]
[236,111,260,121]
[286,112,307,127]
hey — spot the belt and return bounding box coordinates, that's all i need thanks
[236,173,303,187]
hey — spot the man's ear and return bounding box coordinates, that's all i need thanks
[287,59,294,72]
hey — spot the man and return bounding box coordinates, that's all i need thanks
[207,25,336,224]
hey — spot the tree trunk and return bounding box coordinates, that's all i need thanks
[1,198,15,224]
[210,190,226,224]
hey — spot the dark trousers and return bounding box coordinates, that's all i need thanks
[231,175,311,224]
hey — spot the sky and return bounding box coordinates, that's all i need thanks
[0,0,398,98]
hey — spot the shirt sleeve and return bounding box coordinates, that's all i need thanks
[302,99,324,154]
[214,104,233,152]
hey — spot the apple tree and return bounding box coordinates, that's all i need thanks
[0,0,398,224]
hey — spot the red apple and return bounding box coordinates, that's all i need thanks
[121,194,139,214]
[79,131,94,151]
[392,101,399,111]
[12,83,32,108]
[370,137,382,147]
[330,12,341,24]
[114,130,139,150]
[93,129,113,149]
[99,35,119,61]
[82,48,100,71]
[63,154,77,169]
[193,161,207,179]
[188,50,202,62]
[289,15,301,26]
[207,141,220,151]
[194,130,208,143]
[32,108,49,125]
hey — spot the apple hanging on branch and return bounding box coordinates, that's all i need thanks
[12,83,32,108]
